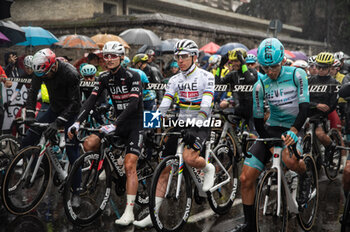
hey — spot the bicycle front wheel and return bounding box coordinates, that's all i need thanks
[149,155,192,232]
[255,168,288,232]
[0,135,20,172]
[297,154,319,231]
[63,151,112,226]
[207,144,238,215]
[2,146,51,215]
[324,128,342,180]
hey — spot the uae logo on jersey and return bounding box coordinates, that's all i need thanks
[143,110,161,128]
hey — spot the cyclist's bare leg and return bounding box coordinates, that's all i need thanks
[315,126,332,146]
[282,148,306,174]
[240,164,261,205]
[183,148,205,169]
[125,153,139,195]
[115,153,138,225]
[83,134,100,152]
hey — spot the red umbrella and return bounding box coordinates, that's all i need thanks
[200,42,220,54]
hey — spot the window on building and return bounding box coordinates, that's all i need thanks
[103,2,117,15]
[128,7,152,15]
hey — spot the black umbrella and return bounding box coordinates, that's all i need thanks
[155,38,180,54]
[0,20,26,45]
[0,0,13,20]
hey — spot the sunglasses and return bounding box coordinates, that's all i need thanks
[174,54,191,60]
[103,54,121,60]
[261,63,281,72]
[316,66,329,70]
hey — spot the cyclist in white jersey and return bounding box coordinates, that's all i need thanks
[134,39,216,228]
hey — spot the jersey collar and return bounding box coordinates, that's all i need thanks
[181,63,197,77]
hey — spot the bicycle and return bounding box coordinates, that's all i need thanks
[63,127,158,226]
[2,122,70,215]
[148,130,238,232]
[302,116,342,181]
[242,136,319,231]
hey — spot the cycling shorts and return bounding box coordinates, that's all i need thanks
[97,123,143,157]
[244,126,303,171]
[161,127,210,158]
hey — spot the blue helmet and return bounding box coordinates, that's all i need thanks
[121,56,130,68]
[246,54,257,64]
[257,38,284,66]
[170,61,179,68]
[80,64,97,77]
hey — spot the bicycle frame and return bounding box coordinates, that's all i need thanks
[165,132,232,199]
[23,131,69,186]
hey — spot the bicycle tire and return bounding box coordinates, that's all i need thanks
[63,151,112,226]
[2,146,51,215]
[149,155,192,232]
[0,135,20,172]
[341,193,350,232]
[207,144,239,215]
[297,154,319,231]
[255,168,288,232]
[324,128,342,180]
[212,127,238,159]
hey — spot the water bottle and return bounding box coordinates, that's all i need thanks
[52,145,62,160]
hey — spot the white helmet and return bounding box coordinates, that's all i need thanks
[174,39,199,56]
[103,41,125,55]
[334,51,345,61]
[292,60,308,69]
[24,55,33,68]
[209,54,221,66]
[307,55,316,65]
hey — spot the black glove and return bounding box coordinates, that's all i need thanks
[183,127,201,151]
[219,53,229,68]
[235,50,246,65]
[24,110,36,126]
[44,121,59,140]
[44,117,65,140]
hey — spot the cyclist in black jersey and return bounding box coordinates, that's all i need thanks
[68,41,143,226]
[22,48,81,203]
[215,48,257,131]
[308,52,339,160]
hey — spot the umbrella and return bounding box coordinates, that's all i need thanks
[0,31,11,47]
[247,48,258,55]
[137,38,179,55]
[200,42,220,54]
[119,28,161,46]
[216,42,249,55]
[16,26,58,46]
[91,33,130,50]
[291,51,307,61]
[55,34,99,49]
[0,20,26,45]
[156,38,179,54]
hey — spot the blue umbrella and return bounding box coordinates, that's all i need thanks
[216,42,249,55]
[17,26,58,46]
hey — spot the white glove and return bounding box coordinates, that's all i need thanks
[100,124,116,134]
[68,122,80,134]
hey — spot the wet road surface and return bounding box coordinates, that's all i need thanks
[0,168,345,232]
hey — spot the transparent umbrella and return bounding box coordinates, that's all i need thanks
[119,28,161,46]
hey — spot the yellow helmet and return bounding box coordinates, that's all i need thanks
[228,48,247,61]
[132,54,149,64]
[315,52,334,66]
